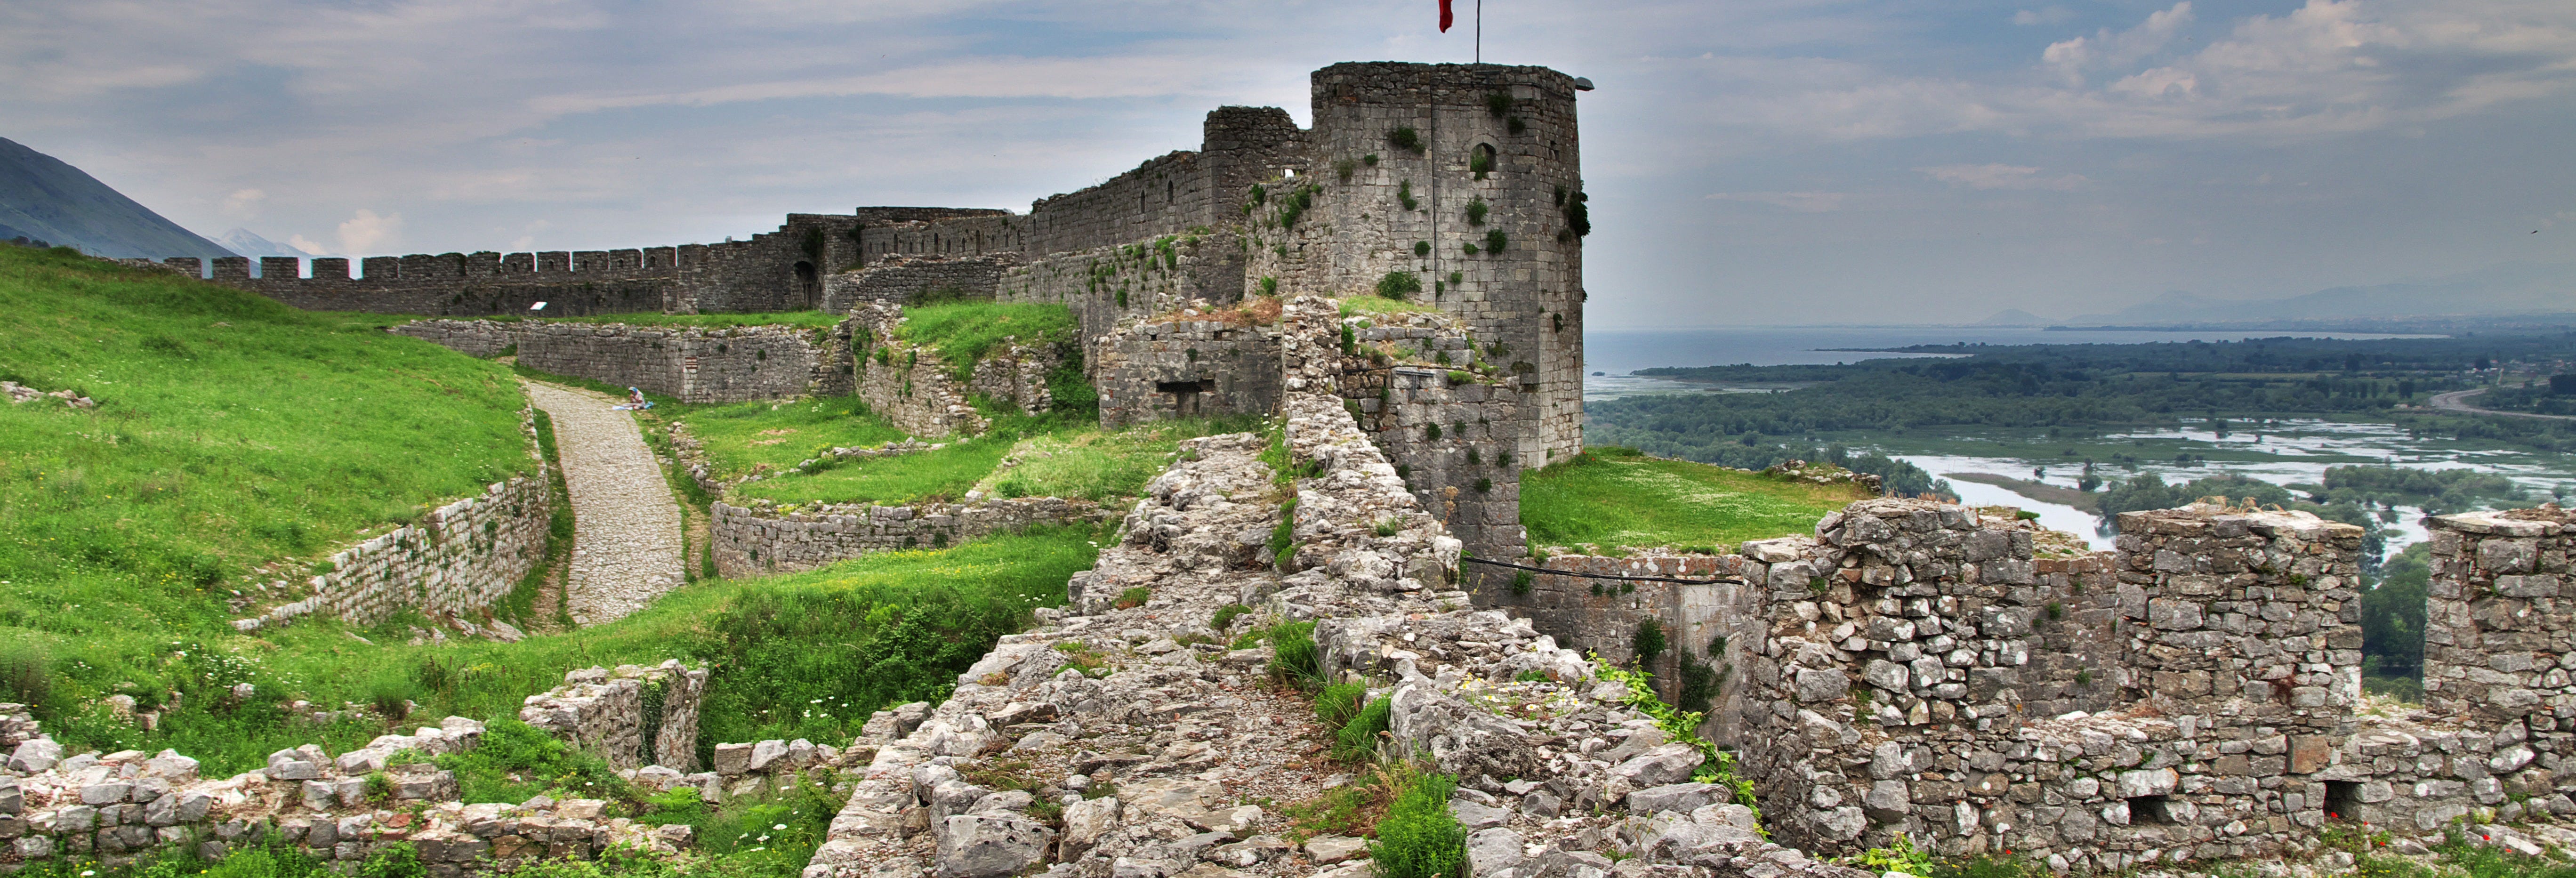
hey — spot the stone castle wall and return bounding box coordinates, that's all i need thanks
[820,255,1016,312]
[394,319,859,404]
[1094,316,1282,428]
[1328,311,1530,560]
[998,232,1248,353]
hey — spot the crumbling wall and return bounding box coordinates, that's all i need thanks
[518,662,711,771]
[1094,317,1281,428]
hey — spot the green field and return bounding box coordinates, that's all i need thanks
[678,397,912,483]
[1522,447,1878,552]
[893,301,1078,381]
[0,245,535,737]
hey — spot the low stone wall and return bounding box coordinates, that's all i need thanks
[708,496,1106,579]
[395,319,860,403]
[1094,316,1281,428]
[518,662,710,772]
[389,319,519,357]
[821,255,1016,312]
[239,470,552,630]
[0,714,691,877]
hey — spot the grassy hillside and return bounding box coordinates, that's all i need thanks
[1522,447,1878,552]
[0,245,534,725]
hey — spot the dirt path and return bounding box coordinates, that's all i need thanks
[524,381,686,625]
[2430,387,2576,421]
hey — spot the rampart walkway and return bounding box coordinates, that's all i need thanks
[525,381,686,624]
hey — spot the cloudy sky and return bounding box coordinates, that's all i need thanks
[6,0,2572,327]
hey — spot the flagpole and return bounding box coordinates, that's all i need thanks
[1475,0,1482,63]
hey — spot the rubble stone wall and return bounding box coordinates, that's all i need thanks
[708,497,1106,579]
[518,662,711,772]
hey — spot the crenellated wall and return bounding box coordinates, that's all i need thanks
[820,255,1016,312]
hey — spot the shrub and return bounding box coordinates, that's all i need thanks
[356,842,427,878]
[0,642,49,708]
[1335,159,1358,182]
[1211,604,1253,631]
[1313,683,1368,729]
[1332,695,1392,761]
[1465,199,1489,226]
[1268,621,1322,685]
[1368,771,1468,878]
[1376,271,1422,300]
[1414,241,1431,258]
[1387,127,1423,152]
[1486,92,1514,117]
[1485,229,1508,254]
[1398,180,1419,211]
[1261,276,1279,296]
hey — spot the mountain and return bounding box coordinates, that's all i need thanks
[1974,308,2047,326]
[216,227,312,258]
[0,137,234,261]
[2070,262,2576,326]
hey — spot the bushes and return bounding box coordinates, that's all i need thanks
[1376,271,1423,301]
[1368,771,1468,878]
[1632,618,1666,665]
[435,719,633,805]
[1331,695,1391,761]
[1267,621,1322,684]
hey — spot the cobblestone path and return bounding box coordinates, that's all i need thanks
[525,381,685,624]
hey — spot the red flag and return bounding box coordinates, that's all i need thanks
[1439,0,1454,32]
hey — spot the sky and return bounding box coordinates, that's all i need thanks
[4,0,2572,328]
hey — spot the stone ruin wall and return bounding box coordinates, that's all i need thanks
[1325,310,1530,562]
[848,301,1060,438]
[1457,497,2576,871]
[0,661,778,875]
[1093,317,1283,429]
[707,497,1108,579]
[517,662,710,772]
[394,319,860,403]
[238,471,553,632]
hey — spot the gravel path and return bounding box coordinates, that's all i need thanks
[526,382,685,625]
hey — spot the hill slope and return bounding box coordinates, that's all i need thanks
[0,137,235,260]
[2073,261,2576,325]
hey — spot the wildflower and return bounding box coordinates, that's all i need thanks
[773,823,787,830]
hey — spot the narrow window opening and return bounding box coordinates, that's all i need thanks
[2324,781,2363,822]
[2127,795,2177,825]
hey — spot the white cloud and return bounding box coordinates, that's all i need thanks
[220,188,265,219]
[1917,164,2091,191]
[2043,2,2197,85]
[2014,7,2075,26]
[335,209,402,255]
[286,234,332,256]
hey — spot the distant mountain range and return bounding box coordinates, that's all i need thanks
[2058,262,2576,328]
[215,227,311,258]
[0,136,234,261]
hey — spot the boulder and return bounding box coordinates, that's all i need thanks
[1610,744,1705,789]
[1626,782,1724,816]
[937,813,1055,878]
[1467,828,1526,877]
[1060,797,1120,861]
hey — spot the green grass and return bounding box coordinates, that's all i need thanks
[37,522,1103,776]
[976,416,1263,501]
[680,397,912,483]
[1339,296,1441,318]
[501,312,848,330]
[894,302,1078,380]
[1522,447,1876,551]
[0,245,533,755]
[733,434,1012,507]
